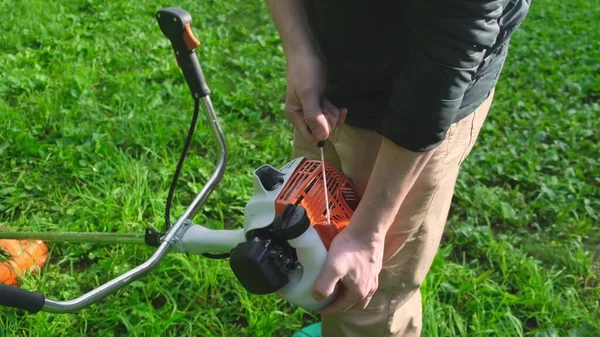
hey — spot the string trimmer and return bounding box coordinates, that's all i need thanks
[0,8,359,314]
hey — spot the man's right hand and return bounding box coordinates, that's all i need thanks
[284,51,347,145]
[266,0,347,144]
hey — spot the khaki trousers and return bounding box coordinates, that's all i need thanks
[291,91,495,337]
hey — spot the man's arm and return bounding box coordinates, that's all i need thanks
[266,0,347,143]
[346,138,435,241]
[314,137,436,313]
[265,0,318,57]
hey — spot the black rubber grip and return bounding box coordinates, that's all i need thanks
[156,8,210,98]
[0,283,45,313]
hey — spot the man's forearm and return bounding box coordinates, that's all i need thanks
[348,138,436,241]
[266,0,318,57]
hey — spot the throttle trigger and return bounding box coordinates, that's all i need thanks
[183,23,201,50]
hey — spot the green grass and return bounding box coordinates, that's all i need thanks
[0,0,598,336]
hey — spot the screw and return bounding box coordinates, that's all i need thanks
[194,93,199,98]
[175,51,179,55]
[157,13,161,18]
[173,17,177,22]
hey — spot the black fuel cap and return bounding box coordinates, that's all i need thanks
[273,204,311,240]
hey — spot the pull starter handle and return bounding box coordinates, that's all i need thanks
[156,7,210,98]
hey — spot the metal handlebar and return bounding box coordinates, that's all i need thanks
[0,8,229,314]
[44,96,227,313]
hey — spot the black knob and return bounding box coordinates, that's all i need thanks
[273,204,311,240]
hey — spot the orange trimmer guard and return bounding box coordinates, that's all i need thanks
[274,159,360,249]
[0,238,48,286]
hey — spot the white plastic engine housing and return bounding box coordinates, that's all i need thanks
[243,156,304,233]
[176,157,337,311]
[243,157,336,310]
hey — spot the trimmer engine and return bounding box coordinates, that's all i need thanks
[274,158,359,248]
[229,157,360,307]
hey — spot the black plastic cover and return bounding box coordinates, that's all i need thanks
[229,239,291,294]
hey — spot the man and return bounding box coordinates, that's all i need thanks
[266,0,530,336]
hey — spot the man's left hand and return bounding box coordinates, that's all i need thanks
[313,223,385,313]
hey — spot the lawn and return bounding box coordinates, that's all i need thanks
[0,0,598,336]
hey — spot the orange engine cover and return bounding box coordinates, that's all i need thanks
[274,159,360,249]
